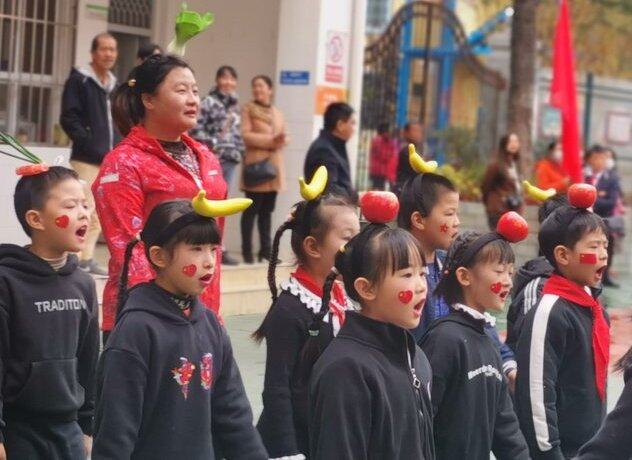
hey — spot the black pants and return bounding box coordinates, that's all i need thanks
[370,174,387,191]
[241,191,277,258]
[3,419,85,459]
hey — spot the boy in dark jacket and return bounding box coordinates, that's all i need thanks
[0,166,99,459]
[515,185,610,459]
[506,195,567,352]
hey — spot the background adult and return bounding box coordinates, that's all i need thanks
[481,133,524,229]
[368,122,398,191]
[94,54,227,343]
[136,42,162,65]
[191,65,244,265]
[394,121,425,196]
[60,32,120,276]
[535,140,569,194]
[585,144,623,287]
[304,102,357,200]
[240,75,287,264]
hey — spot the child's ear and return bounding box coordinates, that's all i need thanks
[455,267,472,287]
[411,211,425,232]
[25,210,45,232]
[302,236,321,259]
[354,277,377,301]
[553,245,570,267]
[148,246,169,269]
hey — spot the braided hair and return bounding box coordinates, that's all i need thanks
[252,194,355,343]
[116,200,221,322]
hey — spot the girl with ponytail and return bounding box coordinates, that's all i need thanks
[308,193,435,459]
[254,167,359,459]
[93,195,267,459]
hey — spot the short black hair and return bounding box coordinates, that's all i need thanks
[14,166,79,236]
[538,194,568,224]
[252,74,273,88]
[137,42,162,61]
[397,173,457,229]
[435,230,515,306]
[91,32,116,52]
[377,123,389,134]
[538,208,607,269]
[585,144,608,161]
[323,102,354,132]
[404,121,423,131]
[216,65,238,80]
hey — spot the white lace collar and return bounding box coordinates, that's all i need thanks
[279,276,355,314]
[453,303,496,326]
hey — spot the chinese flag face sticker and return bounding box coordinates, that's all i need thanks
[579,253,597,265]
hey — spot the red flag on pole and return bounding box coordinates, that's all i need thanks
[550,0,582,183]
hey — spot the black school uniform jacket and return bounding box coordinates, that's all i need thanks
[257,277,350,458]
[0,245,99,441]
[92,282,266,460]
[309,311,435,460]
[420,309,529,460]
[575,365,632,460]
[515,292,607,459]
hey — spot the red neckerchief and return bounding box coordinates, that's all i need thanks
[292,266,347,326]
[543,274,610,400]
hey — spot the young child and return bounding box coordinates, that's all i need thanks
[254,190,359,458]
[398,171,518,380]
[420,215,530,460]
[575,346,632,459]
[515,184,609,459]
[0,164,99,459]
[92,197,267,459]
[309,217,434,459]
[506,194,568,352]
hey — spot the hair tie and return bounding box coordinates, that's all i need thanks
[128,79,136,88]
[331,266,340,276]
[339,244,346,254]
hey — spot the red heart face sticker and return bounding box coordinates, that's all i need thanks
[182,264,197,277]
[580,253,597,265]
[54,215,69,228]
[490,282,502,294]
[398,290,413,304]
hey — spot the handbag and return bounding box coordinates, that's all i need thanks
[243,159,277,187]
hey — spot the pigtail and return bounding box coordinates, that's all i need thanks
[111,74,140,137]
[267,220,294,303]
[116,238,141,322]
[251,219,294,344]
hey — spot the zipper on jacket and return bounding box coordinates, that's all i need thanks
[404,332,424,417]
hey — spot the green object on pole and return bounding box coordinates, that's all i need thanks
[167,3,214,56]
[583,72,593,150]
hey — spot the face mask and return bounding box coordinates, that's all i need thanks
[605,158,615,170]
[552,149,563,162]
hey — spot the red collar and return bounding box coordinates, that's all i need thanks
[292,266,347,324]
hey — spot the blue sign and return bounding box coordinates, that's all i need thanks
[280,71,310,85]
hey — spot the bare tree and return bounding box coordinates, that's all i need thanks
[507,0,538,174]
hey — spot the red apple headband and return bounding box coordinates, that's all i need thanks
[0,132,49,176]
[445,211,529,275]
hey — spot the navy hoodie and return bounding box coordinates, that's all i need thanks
[92,282,266,460]
[0,244,99,440]
[309,311,435,460]
[420,309,529,460]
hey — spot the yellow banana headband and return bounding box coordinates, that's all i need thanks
[146,191,252,245]
[522,180,556,203]
[299,165,328,201]
[408,144,438,174]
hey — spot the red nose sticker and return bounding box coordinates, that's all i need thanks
[398,290,413,304]
[182,264,197,277]
[439,223,449,233]
[54,215,69,228]
[580,253,597,265]
[490,282,502,294]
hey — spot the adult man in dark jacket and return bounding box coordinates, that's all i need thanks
[304,102,357,201]
[60,32,120,276]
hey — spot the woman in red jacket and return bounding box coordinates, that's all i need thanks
[535,140,569,193]
[93,54,227,343]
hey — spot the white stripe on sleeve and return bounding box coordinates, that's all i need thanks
[529,294,559,452]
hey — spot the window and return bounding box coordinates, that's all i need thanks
[0,0,76,145]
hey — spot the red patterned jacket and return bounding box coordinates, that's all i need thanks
[93,126,227,331]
